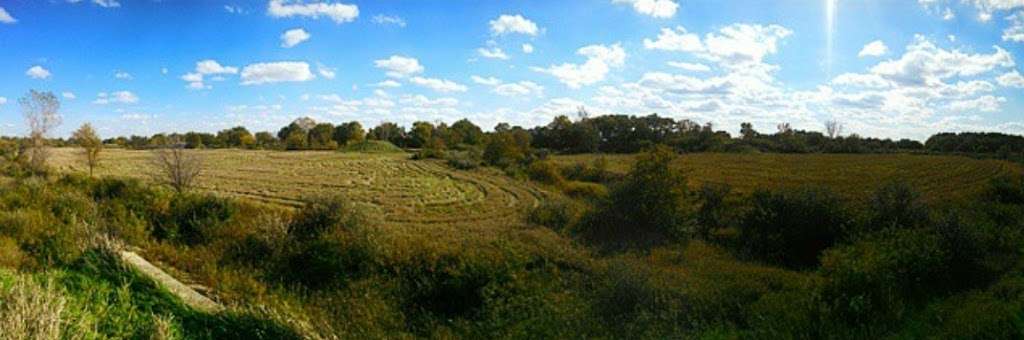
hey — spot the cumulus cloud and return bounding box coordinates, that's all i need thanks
[477,47,510,60]
[373,79,402,88]
[494,81,544,97]
[0,7,17,24]
[92,0,120,8]
[858,40,889,57]
[489,14,539,36]
[667,61,711,72]
[267,0,358,23]
[644,24,792,68]
[317,63,336,79]
[409,76,467,93]
[93,91,139,105]
[62,92,77,100]
[0,97,6,105]
[997,70,1024,87]
[182,59,239,90]
[374,55,424,78]
[26,66,51,79]
[281,28,311,48]
[471,75,502,86]
[532,43,626,88]
[1005,12,1024,42]
[612,0,679,18]
[115,71,133,80]
[869,36,1013,86]
[240,61,316,85]
[522,43,534,54]
[372,14,405,27]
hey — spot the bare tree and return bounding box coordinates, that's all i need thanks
[151,139,203,193]
[19,90,62,173]
[72,123,103,177]
[825,120,844,139]
[777,122,793,135]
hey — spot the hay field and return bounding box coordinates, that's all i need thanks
[51,148,545,228]
[552,153,1023,205]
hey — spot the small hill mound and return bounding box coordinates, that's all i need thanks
[341,140,404,153]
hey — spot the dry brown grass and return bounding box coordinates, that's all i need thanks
[0,277,67,340]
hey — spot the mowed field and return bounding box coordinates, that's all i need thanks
[552,153,1024,206]
[51,148,546,229]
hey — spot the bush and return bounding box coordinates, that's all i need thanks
[288,195,366,241]
[563,181,608,200]
[153,194,238,246]
[578,145,691,250]
[696,183,731,239]
[561,157,617,183]
[865,182,930,232]
[527,198,583,231]
[819,228,950,326]
[988,175,1024,205]
[445,149,482,170]
[526,161,565,186]
[739,187,848,269]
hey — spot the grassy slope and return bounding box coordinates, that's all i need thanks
[552,153,1023,206]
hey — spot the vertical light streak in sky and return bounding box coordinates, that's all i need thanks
[826,0,837,76]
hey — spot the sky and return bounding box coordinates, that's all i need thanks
[1,0,1024,141]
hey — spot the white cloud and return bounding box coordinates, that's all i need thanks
[317,64,336,79]
[831,73,891,89]
[644,26,703,52]
[858,40,889,57]
[409,76,467,93]
[494,81,544,97]
[870,36,1013,86]
[667,61,711,72]
[0,97,6,105]
[522,43,534,54]
[281,28,311,48]
[949,95,1006,112]
[374,55,424,78]
[240,61,316,85]
[471,75,502,86]
[62,92,76,100]
[115,71,133,80]
[372,14,405,27]
[644,24,792,69]
[224,5,244,14]
[93,91,138,105]
[533,43,626,88]
[373,79,402,88]
[612,0,679,18]
[997,70,1024,87]
[0,7,17,24]
[182,60,239,90]
[1005,12,1024,42]
[267,0,358,23]
[92,0,120,8]
[489,14,539,36]
[477,47,510,60]
[26,66,51,79]
[161,67,169,75]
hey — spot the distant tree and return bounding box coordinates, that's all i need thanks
[217,126,255,148]
[740,122,758,140]
[369,122,406,147]
[71,123,102,177]
[332,121,364,146]
[825,120,844,139]
[150,133,169,147]
[410,121,435,148]
[254,131,277,149]
[19,90,62,173]
[284,129,309,150]
[152,138,203,193]
[308,123,337,150]
[483,131,526,168]
[449,119,484,145]
[184,132,205,149]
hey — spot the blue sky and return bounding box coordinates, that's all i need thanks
[1,0,1023,140]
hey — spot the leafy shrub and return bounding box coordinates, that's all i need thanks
[696,183,731,239]
[527,198,583,231]
[909,291,1024,339]
[283,232,373,289]
[561,156,617,183]
[739,186,848,269]
[288,195,366,241]
[864,181,930,232]
[153,194,238,245]
[578,145,691,250]
[563,181,608,200]
[0,237,26,269]
[819,228,950,326]
[988,175,1024,205]
[526,160,565,186]
[446,149,482,170]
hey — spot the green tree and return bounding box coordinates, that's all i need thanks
[309,123,337,150]
[71,123,102,177]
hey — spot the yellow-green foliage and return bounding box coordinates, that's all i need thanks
[552,153,1022,206]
